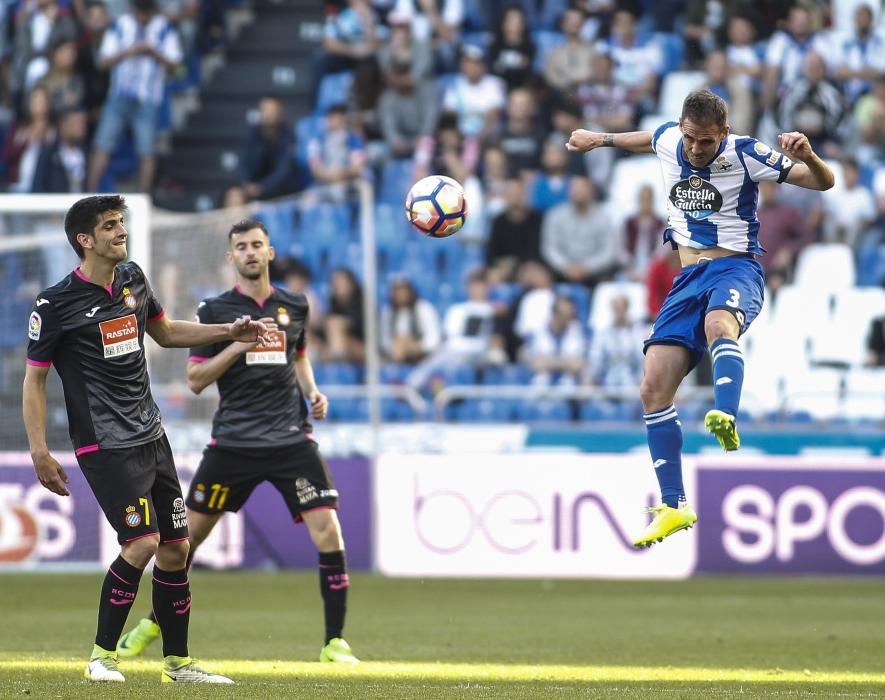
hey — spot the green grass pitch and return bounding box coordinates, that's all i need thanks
[1,572,883,699]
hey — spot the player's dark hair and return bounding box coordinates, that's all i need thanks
[228,218,269,239]
[681,88,728,129]
[64,195,127,259]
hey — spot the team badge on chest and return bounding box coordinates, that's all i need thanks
[122,287,137,309]
[277,306,290,327]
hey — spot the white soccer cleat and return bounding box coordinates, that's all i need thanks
[84,656,125,682]
[161,656,234,684]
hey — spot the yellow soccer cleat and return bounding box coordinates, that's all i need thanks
[705,409,740,451]
[117,617,159,657]
[633,503,698,548]
[84,645,125,682]
[319,637,360,664]
[161,656,234,683]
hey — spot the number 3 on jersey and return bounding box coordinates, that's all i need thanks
[726,288,740,308]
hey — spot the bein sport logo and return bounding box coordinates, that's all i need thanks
[411,479,656,556]
[718,484,885,567]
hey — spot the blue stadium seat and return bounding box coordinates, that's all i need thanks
[380,363,412,384]
[482,363,533,385]
[516,399,571,422]
[456,398,516,422]
[315,71,354,115]
[380,158,415,206]
[580,401,641,422]
[314,363,361,385]
[295,115,323,166]
[555,283,590,325]
[532,29,566,71]
[653,32,684,73]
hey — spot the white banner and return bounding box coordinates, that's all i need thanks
[374,454,697,579]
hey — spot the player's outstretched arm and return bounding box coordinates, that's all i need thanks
[779,131,835,191]
[294,353,328,420]
[148,314,275,349]
[22,364,70,496]
[566,129,654,154]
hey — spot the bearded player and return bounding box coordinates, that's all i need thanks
[117,218,358,664]
[567,89,834,547]
[22,195,276,683]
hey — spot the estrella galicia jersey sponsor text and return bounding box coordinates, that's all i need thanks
[26,262,166,453]
[189,286,311,448]
[651,121,794,254]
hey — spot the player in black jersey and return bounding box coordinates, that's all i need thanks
[22,196,275,684]
[117,218,359,664]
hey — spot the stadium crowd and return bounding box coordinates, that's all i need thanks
[2,0,885,416]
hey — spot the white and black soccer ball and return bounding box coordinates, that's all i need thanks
[405,175,468,238]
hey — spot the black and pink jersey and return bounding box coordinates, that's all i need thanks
[189,286,311,448]
[26,262,166,454]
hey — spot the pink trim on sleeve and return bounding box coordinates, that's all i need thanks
[26,359,51,367]
[188,355,210,363]
[74,444,100,456]
[296,347,307,357]
[148,310,166,322]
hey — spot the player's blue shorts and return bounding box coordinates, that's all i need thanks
[644,254,764,369]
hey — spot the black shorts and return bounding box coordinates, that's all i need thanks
[185,441,339,521]
[77,434,188,545]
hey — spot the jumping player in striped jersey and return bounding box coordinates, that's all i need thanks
[567,89,834,547]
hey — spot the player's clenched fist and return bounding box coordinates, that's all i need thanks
[566,129,604,153]
[777,131,813,162]
[229,315,275,345]
[308,390,329,420]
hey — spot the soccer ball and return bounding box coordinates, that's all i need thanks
[405,175,468,238]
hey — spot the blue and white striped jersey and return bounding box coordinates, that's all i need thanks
[651,121,794,254]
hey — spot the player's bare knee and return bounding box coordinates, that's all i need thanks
[156,538,189,570]
[306,512,343,550]
[640,375,672,413]
[704,315,739,343]
[121,534,160,569]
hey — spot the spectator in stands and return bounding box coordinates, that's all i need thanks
[237,97,296,202]
[622,183,664,282]
[699,50,754,136]
[585,293,646,391]
[682,0,726,67]
[548,99,590,177]
[37,38,85,118]
[478,144,509,218]
[757,180,814,293]
[544,7,595,97]
[391,0,463,72]
[157,0,198,62]
[279,258,325,354]
[379,277,441,364]
[11,0,78,109]
[376,9,432,81]
[378,57,438,160]
[324,267,365,364]
[442,44,506,142]
[835,4,885,107]
[865,314,885,367]
[541,176,620,288]
[596,9,661,118]
[725,15,762,92]
[777,51,844,158]
[855,75,885,163]
[510,260,556,355]
[414,112,477,185]
[488,5,535,91]
[317,0,379,94]
[822,158,876,248]
[307,103,367,202]
[646,249,680,321]
[407,267,506,390]
[486,178,544,282]
[761,5,828,114]
[522,295,586,387]
[3,86,55,192]
[498,87,544,177]
[576,52,632,192]
[86,0,182,193]
[529,138,571,212]
[31,107,87,192]
[77,0,111,133]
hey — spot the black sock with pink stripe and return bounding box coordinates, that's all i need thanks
[152,566,190,657]
[145,549,193,627]
[95,555,142,651]
[319,550,348,644]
